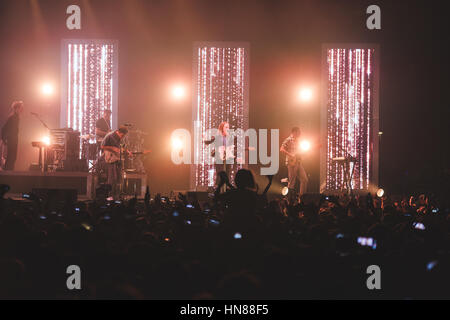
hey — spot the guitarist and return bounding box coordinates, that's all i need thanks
[214,121,235,192]
[206,121,251,192]
[1,101,23,171]
[280,127,308,203]
[101,126,129,199]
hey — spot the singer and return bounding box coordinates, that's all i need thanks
[1,101,24,170]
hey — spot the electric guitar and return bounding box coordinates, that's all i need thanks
[212,145,236,161]
[205,137,255,164]
[287,152,302,166]
[104,146,151,163]
[211,145,256,163]
[286,143,321,166]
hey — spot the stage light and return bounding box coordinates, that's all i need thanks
[41,136,50,146]
[299,140,311,152]
[376,188,384,198]
[41,83,54,96]
[171,85,186,100]
[172,137,183,150]
[298,87,313,102]
[281,186,289,196]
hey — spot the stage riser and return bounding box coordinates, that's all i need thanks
[0,171,92,199]
[123,173,147,198]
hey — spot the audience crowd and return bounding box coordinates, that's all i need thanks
[0,169,448,299]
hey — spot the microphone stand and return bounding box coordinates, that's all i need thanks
[31,112,53,172]
[31,112,51,131]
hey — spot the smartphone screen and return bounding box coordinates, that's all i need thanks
[357,237,376,249]
[413,222,425,230]
[209,219,220,225]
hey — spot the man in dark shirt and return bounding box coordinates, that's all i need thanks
[95,109,112,142]
[101,126,128,199]
[1,101,23,170]
[280,126,308,203]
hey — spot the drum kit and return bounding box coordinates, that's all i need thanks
[29,113,150,200]
[29,112,149,199]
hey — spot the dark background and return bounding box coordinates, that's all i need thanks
[0,0,448,196]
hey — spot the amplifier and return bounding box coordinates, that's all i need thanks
[50,128,80,160]
[65,131,80,160]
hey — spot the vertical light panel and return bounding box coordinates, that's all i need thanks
[61,40,118,143]
[191,42,250,190]
[320,44,379,193]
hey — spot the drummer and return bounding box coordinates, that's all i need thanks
[95,109,112,143]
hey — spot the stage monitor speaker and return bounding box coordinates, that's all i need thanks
[65,131,80,160]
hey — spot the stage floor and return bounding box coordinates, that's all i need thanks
[0,170,147,200]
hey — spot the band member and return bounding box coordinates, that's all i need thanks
[101,126,129,199]
[1,101,24,171]
[95,109,112,143]
[280,127,308,202]
[214,121,235,191]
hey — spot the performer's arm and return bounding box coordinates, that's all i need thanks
[101,145,120,154]
[262,175,274,196]
[280,144,294,158]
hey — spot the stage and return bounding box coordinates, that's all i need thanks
[0,170,147,200]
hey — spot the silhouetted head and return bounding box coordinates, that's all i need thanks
[117,126,129,139]
[218,170,229,182]
[103,109,112,121]
[235,169,255,190]
[11,101,24,115]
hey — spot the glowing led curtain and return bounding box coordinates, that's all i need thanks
[321,46,379,192]
[61,40,118,142]
[191,42,249,189]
